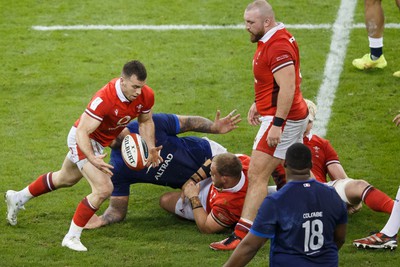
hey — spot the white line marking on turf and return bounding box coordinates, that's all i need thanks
[31,23,400,31]
[313,0,357,137]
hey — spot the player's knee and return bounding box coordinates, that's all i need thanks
[159,192,176,212]
[345,179,369,201]
[159,193,169,209]
[94,184,114,202]
[352,179,369,192]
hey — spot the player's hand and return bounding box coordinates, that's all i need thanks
[393,114,400,127]
[183,181,200,199]
[347,202,362,215]
[180,179,191,201]
[211,109,241,134]
[90,153,114,176]
[84,214,106,229]
[267,125,282,147]
[247,102,261,126]
[146,145,163,168]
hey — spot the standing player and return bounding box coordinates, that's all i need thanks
[5,60,162,252]
[223,143,347,267]
[210,0,309,250]
[160,153,249,234]
[84,111,241,229]
[352,0,400,77]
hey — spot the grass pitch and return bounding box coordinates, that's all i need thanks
[1,0,400,266]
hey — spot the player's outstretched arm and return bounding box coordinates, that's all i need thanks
[178,110,241,134]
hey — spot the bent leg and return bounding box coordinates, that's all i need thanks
[85,196,129,229]
[160,192,181,214]
[344,179,394,214]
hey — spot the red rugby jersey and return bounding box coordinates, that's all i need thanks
[303,134,341,183]
[206,154,250,228]
[252,24,307,120]
[74,78,154,147]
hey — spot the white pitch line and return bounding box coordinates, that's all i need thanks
[313,0,358,137]
[31,23,400,31]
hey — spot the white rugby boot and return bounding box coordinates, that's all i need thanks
[5,190,25,226]
[62,235,88,252]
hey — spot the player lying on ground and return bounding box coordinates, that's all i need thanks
[160,153,250,234]
[85,110,241,229]
[300,99,394,215]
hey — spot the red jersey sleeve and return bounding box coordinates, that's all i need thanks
[267,39,296,74]
[210,204,241,228]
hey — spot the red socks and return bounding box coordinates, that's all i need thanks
[234,218,252,239]
[363,186,394,214]
[73,197,98,227]
[28,172,55,196]
[271,164,287,190]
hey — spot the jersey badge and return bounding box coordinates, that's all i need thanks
[136,104,143,113]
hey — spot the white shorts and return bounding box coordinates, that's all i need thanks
[326,178,353,204]
[253,115,308,159]
[174,178,213,220]
[66,126,105,170]
[202,137,228,156]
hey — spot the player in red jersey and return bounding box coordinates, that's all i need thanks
[160,153,254,234]
[302,99,393,215]
[5,60,162,252]
[270,99,394,214]
[210,0,309,250]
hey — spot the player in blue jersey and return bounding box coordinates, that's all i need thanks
[223,143,347,267]
[85,110,241,229]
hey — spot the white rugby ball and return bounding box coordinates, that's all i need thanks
[121,133,149,171]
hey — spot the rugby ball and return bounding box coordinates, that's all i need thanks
[121,133,149,171]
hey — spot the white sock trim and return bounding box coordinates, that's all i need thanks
[368,37,383,48]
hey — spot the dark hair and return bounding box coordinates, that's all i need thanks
[213,153,242,179]
[285,143,312,170]
[122,60,147,81]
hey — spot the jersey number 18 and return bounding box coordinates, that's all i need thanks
[302,219,324,252]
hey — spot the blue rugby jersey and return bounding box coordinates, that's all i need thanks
[110,114,212,196]
[251,179,347,267]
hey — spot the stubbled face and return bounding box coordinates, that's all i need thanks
[244,9,266,43]
[210,162,224,189]
[120,75,146,101]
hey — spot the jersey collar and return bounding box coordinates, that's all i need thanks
[217,172,246,193]
[259,22,285,44]
[305,132,314,141]
[115,78,130,103]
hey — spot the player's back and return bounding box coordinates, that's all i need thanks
[110,114,213,193]
[253,179,347,267]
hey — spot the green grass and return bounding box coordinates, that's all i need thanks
[1,0,400,266]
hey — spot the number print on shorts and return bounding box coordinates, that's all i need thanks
[302,219,324,252]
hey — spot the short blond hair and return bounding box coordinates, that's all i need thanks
[305,99,317,121]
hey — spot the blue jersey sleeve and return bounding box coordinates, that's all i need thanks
[251,196,277,238]
[126,113,180,139]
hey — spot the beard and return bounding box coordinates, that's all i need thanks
[249,31,264,43]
